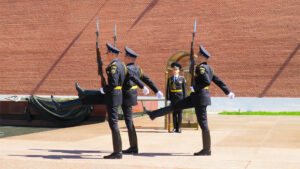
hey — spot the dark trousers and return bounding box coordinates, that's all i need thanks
[172,96,210,150]
[107,105,122,153]
[171,101,183,131]
[172,96,209,131]
[121,105,138,148]
[194,105,209,131]
[81,91,105,105]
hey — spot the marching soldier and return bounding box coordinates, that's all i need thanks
[121,46,163,154]
[51,43,145,159]
[166,62,187,133]
[144,45,235,156]
[99,43,128,159]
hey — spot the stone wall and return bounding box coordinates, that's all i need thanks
[1,0,299,97]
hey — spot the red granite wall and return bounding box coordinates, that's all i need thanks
[0,0,299,97]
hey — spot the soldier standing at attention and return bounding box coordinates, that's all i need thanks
[144,45,235,156]
[122,46,163,154]
[166,62,187,133]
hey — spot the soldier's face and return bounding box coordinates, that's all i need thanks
[124,54,130,64]
[172,68,180,75]
[197,54,207,63]
[106,52,115,62]
[124,55,135,64]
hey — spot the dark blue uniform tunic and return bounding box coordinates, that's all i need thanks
[172,62,230,131]
[166,75,187,131]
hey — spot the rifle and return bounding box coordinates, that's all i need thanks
[96,17,106,87]
[189,19,197,86]
[114,24,117,47]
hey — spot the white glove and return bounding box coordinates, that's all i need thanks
[190,86,195,93]
[228,92,235,99]
[100,88,105,94]
[142,86,150,95]
[167,100,171,105]
[156,91,163,99]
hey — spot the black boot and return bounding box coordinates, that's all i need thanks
[76,82,103,98]
[75,82,85,98]
[51,95,83,112]
[103,152,122,159]
[143,106,173,120]
[123,128,138,154]
[194,130,211,156]
[122,146,138,154]
[104,131,122,159]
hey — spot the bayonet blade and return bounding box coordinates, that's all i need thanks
[115,24,117,37]
[114,24,117,46]
[97,17,99,33]
[194,19,197,33]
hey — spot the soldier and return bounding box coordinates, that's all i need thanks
[121,46,163,154]
[99,43,128,159]
[51,43,145,159]
[166,62,187,133]
[144,45,235,156]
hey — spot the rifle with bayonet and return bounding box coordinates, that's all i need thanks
[96,17,106,87]
[189,19,197,86]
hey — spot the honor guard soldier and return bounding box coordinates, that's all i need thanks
[99,43,128,159]
[122,46,163,154]
[52,43,145,159]
[144,45,235,156]
[166,62,187,133]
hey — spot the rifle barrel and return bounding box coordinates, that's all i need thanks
[96,17,99,49]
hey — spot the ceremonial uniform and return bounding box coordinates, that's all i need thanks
[101,43,145,159]
[166,62,187,133]
[122,47,159,154]
[51,43,145,159]
[145,45,234,156]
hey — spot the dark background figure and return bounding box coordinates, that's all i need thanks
[144,45,235,156]
[121,46,163,154]
[166,62,187,133]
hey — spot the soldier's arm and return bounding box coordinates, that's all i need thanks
[103,66,119,93]
[139,68,159,93]
[130,74,145,89]
[194,65,211,90]
[125,68,144,89]
[212,74,230,95]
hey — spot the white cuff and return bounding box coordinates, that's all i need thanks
[190,86,195,92]
[228,92,235,99]
[142,86,150,95]
[100,88,105,94]
[156,91,163,99]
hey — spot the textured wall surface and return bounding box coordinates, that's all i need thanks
[0,0,299,97]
